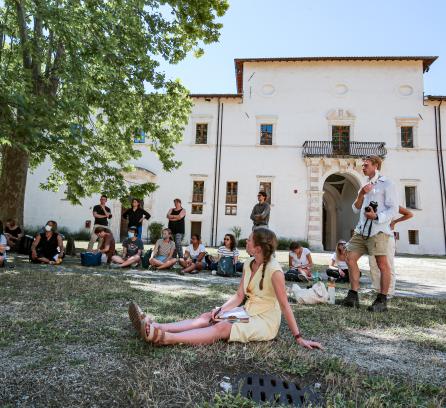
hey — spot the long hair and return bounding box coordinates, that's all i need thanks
[250,228,277,290]
[131,198,141,209]
[225,233,236,251]
[336,240,346,259]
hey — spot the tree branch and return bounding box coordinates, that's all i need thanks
[14,0,32,70]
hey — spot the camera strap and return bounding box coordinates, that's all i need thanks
[361,219,373,239]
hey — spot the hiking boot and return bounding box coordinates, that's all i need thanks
[367,296,388,312]
[341,290,360,308]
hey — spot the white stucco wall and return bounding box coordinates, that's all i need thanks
[23,59,446,254]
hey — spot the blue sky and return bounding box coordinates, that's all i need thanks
[160,0,446,95]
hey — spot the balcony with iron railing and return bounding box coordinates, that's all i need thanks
[302,141,387,158]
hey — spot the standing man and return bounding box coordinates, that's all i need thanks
[167,198,186,258]
[342,156,398,312]
[88,195,113,251]
[250,191,270,229]
[369,206,413,297]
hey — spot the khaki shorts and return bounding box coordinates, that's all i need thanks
[346,232,389,257]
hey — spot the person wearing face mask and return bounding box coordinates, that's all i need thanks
[30,220,64,264]
[149,228,177,270]
[111,226,144,268]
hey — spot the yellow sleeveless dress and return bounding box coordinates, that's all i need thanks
[229,257,283,343]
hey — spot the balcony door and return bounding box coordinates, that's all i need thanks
[332,126,350,155]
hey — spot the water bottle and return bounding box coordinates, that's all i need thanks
[328,278,336,304]
[313,271,320,283]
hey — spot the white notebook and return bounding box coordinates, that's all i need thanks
[216,307,250,323]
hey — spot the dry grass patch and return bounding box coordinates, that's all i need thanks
[0,264,445,407]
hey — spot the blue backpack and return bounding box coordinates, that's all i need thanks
[217,256,236,277]
[80,252,102,266]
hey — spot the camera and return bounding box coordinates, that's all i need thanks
[365,201,378,213]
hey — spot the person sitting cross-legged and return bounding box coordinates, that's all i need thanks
[178,234,207,274]
[111,226,144,268]
[30,220,64,265]
[286,241,313,282]
[93,227,116,264]
[207,233,243,274]
[326,240,350,283]
[128,227,323,349]
[4,218,24,251]
[149,228,177,270]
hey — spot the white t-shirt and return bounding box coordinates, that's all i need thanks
[289,247,311,268]
[0,234,7,258]
[331,252,348,269]
[187,243,206,259]
[218,246,240,258]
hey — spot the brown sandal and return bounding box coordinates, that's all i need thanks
[128,302,150,333]
[140,318,165,345]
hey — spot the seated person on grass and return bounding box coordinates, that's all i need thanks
[111,226,144,268]
[4,218,24,251]
[326,240,349,283]
[287,241,313,282]
[179,233,206,274]
[149,228,177,270]
[128,227,323,349]
[31,220,64,265]
[207,233,243,273]
[0,221,8,267]
[93,227,116,264]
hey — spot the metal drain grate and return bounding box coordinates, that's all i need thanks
[232,373,322,406]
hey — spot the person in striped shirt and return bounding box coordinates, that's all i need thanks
[208,234,243,273]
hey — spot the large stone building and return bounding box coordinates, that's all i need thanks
[25,56,446,255]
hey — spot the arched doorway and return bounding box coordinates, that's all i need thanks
[322,173,360,251]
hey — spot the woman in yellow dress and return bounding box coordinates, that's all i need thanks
[128,228,322,350]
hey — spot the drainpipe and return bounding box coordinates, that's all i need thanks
[214,103,224,246]
[434,101,446,254]
[211,99,221,245]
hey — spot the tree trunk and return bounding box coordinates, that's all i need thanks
[0,145,29,226]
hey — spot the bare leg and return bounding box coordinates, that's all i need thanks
[0,256,4,266]
[346,251,362,291]
[178,258,189,268]
[162,322,232,345]
[157,258,177,270]
[118,255,141,268]
[182,263,198,273]
[111,255,125,264]
[376,255,391,295]
[37,257,51,264]
[149,258,163,267]
[154,312,213,333]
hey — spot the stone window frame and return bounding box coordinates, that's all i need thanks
[190,115,213,146]
[255,115,278,147]
[256,175,275,207]
[326,109,356,143]
[400,179,421,210]
[395,117,419,149]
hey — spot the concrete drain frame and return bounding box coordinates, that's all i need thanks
[231,373,322,406]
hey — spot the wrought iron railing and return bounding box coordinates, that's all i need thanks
[302,141,387,158]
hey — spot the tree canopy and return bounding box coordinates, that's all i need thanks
[0,0,228,221]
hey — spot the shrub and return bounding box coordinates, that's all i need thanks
[24,225,90,240]
[148,222,164,244]
[230,226,242,242]
[277,237,309,250]
[238,238,247,248]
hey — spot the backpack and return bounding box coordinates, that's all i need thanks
[18,235,35,255]
[284,269,301,282]
[217,256,236,277]
[80,252,102,266]
[141,248,153,269]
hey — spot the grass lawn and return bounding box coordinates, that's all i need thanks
[0,257,445,407]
